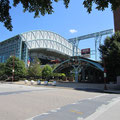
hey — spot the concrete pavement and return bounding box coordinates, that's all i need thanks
[14,81,120,94]
[0,83,102,120]
[28,94,120,120]
[95,100,120,120]
[0,83,120,120]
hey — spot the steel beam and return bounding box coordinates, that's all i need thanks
[68,29,114,59]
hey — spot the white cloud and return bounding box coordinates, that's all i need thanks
[69,29,77,34]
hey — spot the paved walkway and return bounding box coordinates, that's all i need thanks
[14,81,120,94]
[95,101,120,120]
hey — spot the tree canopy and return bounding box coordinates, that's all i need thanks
[99,32,120,82]
[5,56,27,77]
[42,65,53,78]
[0,0,120,31]
[28,58,42,77]
[0,63,5,76]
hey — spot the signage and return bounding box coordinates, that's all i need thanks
[81,48,90,58]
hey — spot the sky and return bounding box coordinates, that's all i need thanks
[0,0,114,60]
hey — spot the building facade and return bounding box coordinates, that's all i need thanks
[0,35,27,63]
[0,30,80,65]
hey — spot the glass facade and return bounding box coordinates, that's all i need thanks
[21,41,28,65]
[0,35,28,65]
[0,30,76,66]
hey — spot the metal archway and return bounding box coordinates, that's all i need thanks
[53,56,104,82]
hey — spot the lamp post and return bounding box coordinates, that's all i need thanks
[103,55,107,90]
[12,56,15,83]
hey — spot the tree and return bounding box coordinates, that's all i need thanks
[28,64,42,77]
[0,63,5,76]
[99,32,120,82]
[51,64,58,70]
[28,57,42,77]
[42,65,53,79]
[5,56,27,77]
[83,0,120,13]
[1,0,120,31]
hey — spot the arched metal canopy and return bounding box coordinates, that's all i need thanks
[53,56,104,73]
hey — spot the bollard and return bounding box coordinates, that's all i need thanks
[37,80,41,85]
[44,81,48,85]
[25,80,28,84]
[31,80,35,85]
[52,81,56,86]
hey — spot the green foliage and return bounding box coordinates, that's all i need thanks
[1,0,120,31]
[33,57,41,65]
[60,73,66,77]
[0,63,5,76]
[5,56,27,77]
[42,65,53,78]
[53,73,66,77]
[51,64,58,70]
[99,32,120,82]
[28,64,42,77]
[83,0,120,13]
[0,0,12,31]
[28,58,42,77]
[1,0,70,31]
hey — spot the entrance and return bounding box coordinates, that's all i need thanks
[53,56,104,83]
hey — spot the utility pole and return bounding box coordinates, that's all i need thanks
[103,55,107,90]
[12,55,15,83]
[12,49,15,83]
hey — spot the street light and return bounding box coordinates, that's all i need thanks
[103,55,107,90]
[12,56,15,83]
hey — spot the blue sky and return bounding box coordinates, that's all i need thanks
[0,0,114,60]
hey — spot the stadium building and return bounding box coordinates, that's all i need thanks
[0,30,81,65]
[0,30,106,83]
